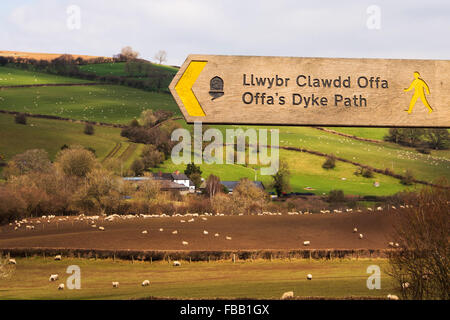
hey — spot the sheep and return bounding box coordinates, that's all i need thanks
[353,227,358,233]
[402,282,410,289]
[58,283,65,290]
[394,243,400,247]
[142,230,148,234]
[388,242,394,247]
[91,225,97,228]
[8,258,16,265]
[280,291,294,300]
[387,294,399,300]
[203,230,209,235]
[112,282,119,288]
[359,233,364,239]
[180,220,186,223]
[201,217,207,221]
[54,255,62,261]
[188,218,195,222]
[142,280,150,287]
[172,230,178,234]
[98,226,105,231]
[159,228,164,232]
[376,206,383,211]
[182,241,189,246]
[303,241,310,246]
[49,274,59,281]
[214,233,219,237]
[226,236,232,240]
[173,261,181,267]
[307,274,312,280]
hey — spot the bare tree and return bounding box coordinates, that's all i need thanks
[205,174,221,200]
[387,181,449,300]
[154,50,167,64]
[120,46,139,61]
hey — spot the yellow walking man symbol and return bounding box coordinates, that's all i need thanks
[404,71,433,114]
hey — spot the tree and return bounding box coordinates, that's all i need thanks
[189,172,202,190]
[119,46,139,61]
[272,161,291,197]
[425,129,449,150]
[388,183,449,299]
[10,149,52,175]
[154,50,167,64]
[328,190,345,202]
[84,123,95,135]
[130,159,145,176]
[184,163,202,178]
[140,109,157,127]
[129,118,140,127]
[322,154,336,169]
[55,145,97,178]
[233,178,267,215]
[401,169,415,186]
[14,113,27,125]
[141,144,164,169]
[204,174,221,199]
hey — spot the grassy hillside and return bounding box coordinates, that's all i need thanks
[0,66,93,86]
[0,85,179,124]
[1,257,395,299]
[0,113,140,166]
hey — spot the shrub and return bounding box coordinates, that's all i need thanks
[14,113,27,125]
[55,145,97,178]
[322,155,336,169]
[400,170,415,186]
[130,159,145,176]
[328,190,345,202]
[84,123,95,135]
[415,147,430,154]
[362,168,374,178]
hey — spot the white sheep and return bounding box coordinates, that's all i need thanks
[307,274,312,280]
[98,226,105,231]
[173,261,181,267]
[112,281,119,288]
[402,282,410,289]
[8,258,17,265]
[388,242,394,247]
[226,236,232,240]
[172,230,178,234]
[182,241,189,245]
[214,233,219,237]
[203,230,209,235]
[359,233,364,239]
[201,217,207,221]
[353,227,358,233]
[180,220,186,223]
[159,228,164,232]
[394,243,400,247]
[387,294,399,300]
[303,241,310,246]
[280,291,294,299]
[54,255,62,261]
[58,283,65,290]
[142,230,148,234]
[188,218,194,222]
[49,274,59,281]
[142,280,150,287]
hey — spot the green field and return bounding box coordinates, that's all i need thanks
[0,66,92,86]
[80,62,178,77]
[0,113,140,166]
[0,257,396,300]
[325,127,388,141]
[0,85,179,124]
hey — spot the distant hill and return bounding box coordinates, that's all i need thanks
[0,50,111,62]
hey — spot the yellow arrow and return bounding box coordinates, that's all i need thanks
[175,61,207,117]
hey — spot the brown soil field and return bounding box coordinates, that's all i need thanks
[0,212,397,251]
[0,50,110,61]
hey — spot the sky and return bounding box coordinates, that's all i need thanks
[1,0,449,66]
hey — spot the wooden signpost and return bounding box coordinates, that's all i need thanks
[169,55,450,127]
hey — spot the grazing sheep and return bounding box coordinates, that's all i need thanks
[201,217,207,221]
[214,233,219,237]
[159,228,164,232]
[188,218,194,222]
[112,282,119,288]
[91,225,97,228]
[226,236,232,240]
[303,241,310,246]
[368,208,373,211]
[388,242,394,247]
[180,220,186,223]
[142,230,148,234]
[359,233,364,239]
[280,291,294,300]
[54,255,62,261]
[142,280,150,287]
[98,226,105,231]
[49,274,59,281]
[8,258,17,265]
[203,230,209,235]
[353,227,358,233]
[173,261,181,267]
[172,230,178,234]
[307,274,312,280]
[387,294,399,300]
[58,283,65,290]
[376,206,383,211]
[394,243,400,247]
[402,282,410,289]
[182,241,189,245]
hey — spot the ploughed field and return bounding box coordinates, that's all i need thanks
[0,211,397,251]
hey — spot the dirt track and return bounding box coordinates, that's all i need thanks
[0,213,397,251]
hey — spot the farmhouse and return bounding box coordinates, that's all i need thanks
[123,171,195,194]
[220,181,265,193]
